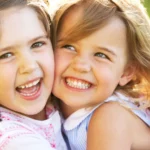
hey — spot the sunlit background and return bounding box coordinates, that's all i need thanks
[144,0,150,16]
[48,0,150,17]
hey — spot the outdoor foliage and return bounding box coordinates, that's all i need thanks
[144,0,150,17]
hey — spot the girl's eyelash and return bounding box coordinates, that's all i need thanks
[0,52,13,60]
[94,52,110,60]
[62,44,75,50]
[62,45,73,48]
[31,41,45,48]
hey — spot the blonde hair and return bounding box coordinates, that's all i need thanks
[0,0,52,39]
[53,0,150,106]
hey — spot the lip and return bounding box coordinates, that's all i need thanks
[65,76,93,84]
[17,78,41,87]
[17,78,42,101]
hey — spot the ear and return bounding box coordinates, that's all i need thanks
[119,63,136,86]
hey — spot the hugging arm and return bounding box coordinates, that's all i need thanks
[87,102,138,150]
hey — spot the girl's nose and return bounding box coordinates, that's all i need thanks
[18,53,39,74]
[71,56,91,73]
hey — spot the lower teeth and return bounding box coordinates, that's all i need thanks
[17,83,40,96]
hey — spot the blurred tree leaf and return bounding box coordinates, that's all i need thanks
[143,0,150,17]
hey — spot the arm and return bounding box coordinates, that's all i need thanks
[87,102,133,150]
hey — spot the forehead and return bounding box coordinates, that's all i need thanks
[0,7,46,45]
[59,6,83,35]
[58,5,126,38]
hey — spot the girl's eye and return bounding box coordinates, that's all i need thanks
[31,42,44,48]
[62,45,75,51]
[0,53,13,59]
[94,52,109,59]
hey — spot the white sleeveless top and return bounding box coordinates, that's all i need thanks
[62,92,150,150]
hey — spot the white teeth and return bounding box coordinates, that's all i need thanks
[18,79,40,89]
[21,93,36,96]
[66,78,90,89]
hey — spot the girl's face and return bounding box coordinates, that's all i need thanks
[53,7,134,115]
[0,7,54,118]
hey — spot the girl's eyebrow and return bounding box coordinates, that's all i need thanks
[57,38,65,43]
[0,34,48,52]
[28,34,48,44]
[96,46,117,57]
[0,46,13,52]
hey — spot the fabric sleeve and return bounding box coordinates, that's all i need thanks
[0,121,56,150]
[112,92,150,126]
[0,133,55,150]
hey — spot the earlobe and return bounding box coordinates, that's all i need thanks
[119,64,136,86]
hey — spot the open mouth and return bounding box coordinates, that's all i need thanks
[16,79,41,98]
[65,77,92,90]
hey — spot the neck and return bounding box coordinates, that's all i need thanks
[60,101,79,119]
[28,108,46,120]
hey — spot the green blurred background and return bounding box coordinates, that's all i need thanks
[144,0,150,17]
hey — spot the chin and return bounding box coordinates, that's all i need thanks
[21,104,45,116]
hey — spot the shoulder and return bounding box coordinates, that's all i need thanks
[89,102,135,135]
[87,102,149,150]
[89,101,149,133]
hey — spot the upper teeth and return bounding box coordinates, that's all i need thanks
[18,79,40,89]
[66,78,90,89]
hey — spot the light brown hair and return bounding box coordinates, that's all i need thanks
[53,0,150,106]
[0,0,52,39]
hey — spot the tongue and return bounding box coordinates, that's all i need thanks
[17,85,38,94]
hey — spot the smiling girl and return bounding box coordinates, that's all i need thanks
[0,0,67,149]
[53,0,150,149]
